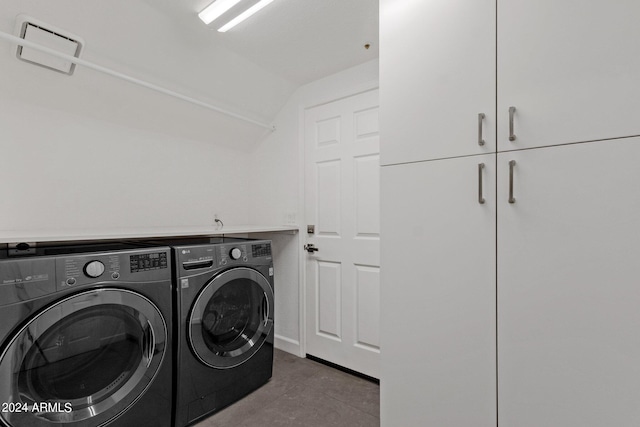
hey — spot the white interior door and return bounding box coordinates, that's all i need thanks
[498,138,640,426]
[304,89,380,378]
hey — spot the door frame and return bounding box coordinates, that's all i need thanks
[297,80,379,358]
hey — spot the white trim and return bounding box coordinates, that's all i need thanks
[0,30,275,131]
[298,103,307,357]
[274,334,302,356]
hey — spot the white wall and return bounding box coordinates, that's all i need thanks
[0,99,254,231]
[0,0,296,235]
[248,59,380,355]
[0,65,257,232]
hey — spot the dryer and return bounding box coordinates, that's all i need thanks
[0,243,173,427]
[172,238,274,427]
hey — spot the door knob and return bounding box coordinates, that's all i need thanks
[304,244,319,253]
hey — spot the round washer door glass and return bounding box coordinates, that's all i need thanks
[0,289,167,427]
[189,267,274,369]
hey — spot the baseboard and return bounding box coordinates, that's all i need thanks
[274,334,301,356]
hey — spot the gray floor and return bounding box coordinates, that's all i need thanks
[194,349,380,427]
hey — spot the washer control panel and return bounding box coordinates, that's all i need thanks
[0,258,57,305]
[229,247,242,260]
[218,244,248,265]
[175,240,272,272]
[61,255,120,287]
[57,248,171,289]
[84,260,105,278]
[130,252,168,273]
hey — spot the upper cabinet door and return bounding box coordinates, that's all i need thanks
[380,0,496,165]
[498,0,640,151]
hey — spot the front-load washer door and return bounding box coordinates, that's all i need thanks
[189,267,274,369]
[0,288,167,427]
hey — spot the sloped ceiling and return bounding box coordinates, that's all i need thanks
[189,0,379,85]
[0,0,378,146]
[140,0,379,85]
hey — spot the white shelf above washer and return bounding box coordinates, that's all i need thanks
[0,225,299,245]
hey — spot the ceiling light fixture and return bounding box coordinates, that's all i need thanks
[198,0,242,25]
[217,0,274,32]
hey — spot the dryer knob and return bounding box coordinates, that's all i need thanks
[229,248,242,260]
[84,260,105,278]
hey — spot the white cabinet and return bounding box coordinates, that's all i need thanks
[497,138,640,426]
[381,139,640,426]
[380,0,495,165]
[380,155,496,427]
[381,1,640,425]
[498,0,640,150]
[380,0,640,160]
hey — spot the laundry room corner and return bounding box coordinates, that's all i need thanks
[0,0,385,425]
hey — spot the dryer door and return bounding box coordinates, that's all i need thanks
[0,288,167,427]
[189,267,274,369]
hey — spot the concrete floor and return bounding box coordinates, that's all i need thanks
[194,349,380,427]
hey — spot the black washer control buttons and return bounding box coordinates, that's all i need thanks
[66,277,76,286]
[112,272,120,280]
[84,260,105,278]
[230,248,242,260]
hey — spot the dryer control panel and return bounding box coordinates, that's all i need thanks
[175,239,273,273]
[218,243,249,265]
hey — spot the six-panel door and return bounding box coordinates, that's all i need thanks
[304,89,381,378]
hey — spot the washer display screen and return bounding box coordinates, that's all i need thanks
[130,252,168,273]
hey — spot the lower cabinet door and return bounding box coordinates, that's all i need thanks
[381,154,496,427]
[497,138,640,426]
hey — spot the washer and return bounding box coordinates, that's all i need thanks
[172,238,274,427]
[0,243,173,427]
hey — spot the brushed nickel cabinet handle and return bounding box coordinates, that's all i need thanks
[478,163,486,204]
[478,113,486,146]
[508,160,516,203]
[509,106,517,141]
